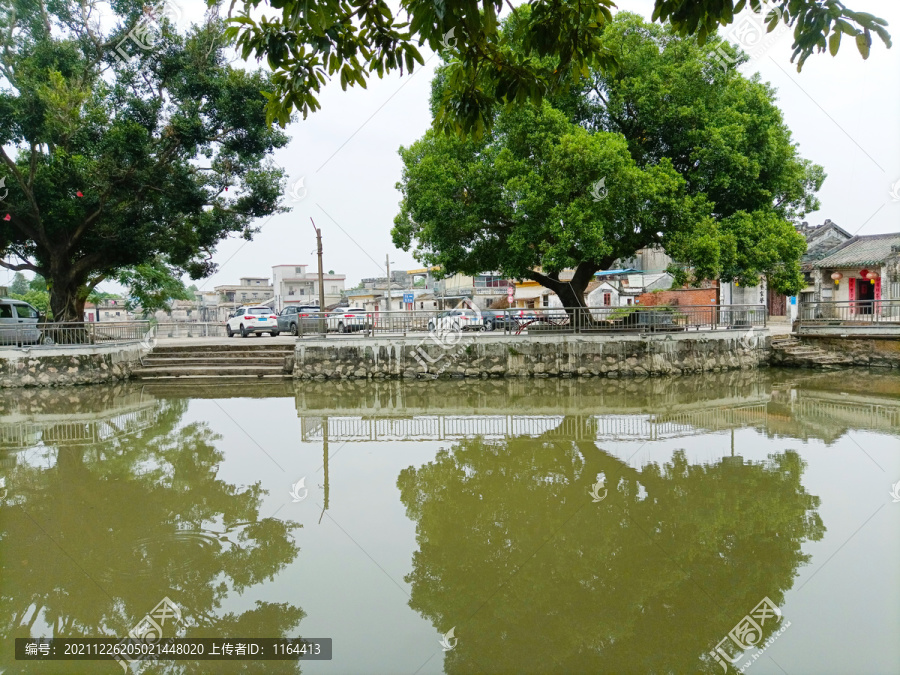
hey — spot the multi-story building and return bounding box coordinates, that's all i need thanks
[214,277,273,321]
[272,265,346,311]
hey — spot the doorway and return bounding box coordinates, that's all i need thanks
[856,278,874,314]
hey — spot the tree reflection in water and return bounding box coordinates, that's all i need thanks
[398,416,825,674]
[0,398,304,674]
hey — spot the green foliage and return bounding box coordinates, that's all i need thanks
[656,0,891,69]
[117,259,194,314]
[9,289,51,317]
[395,15,815,300]
[0,0,289,321]
[226,0,888,135]
[8,272,28,295]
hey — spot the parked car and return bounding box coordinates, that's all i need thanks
[277,305,323,335]
[481,310,519,331]
[226,306,279,337]
[0,299,45,345]
[327,308,372,333]
[427,309,485,333]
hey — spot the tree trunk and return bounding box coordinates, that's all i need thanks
[527,259,611,327]
[48,272,91,343]
[49,283,82,322]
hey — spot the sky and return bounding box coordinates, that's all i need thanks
[5,0,900,293]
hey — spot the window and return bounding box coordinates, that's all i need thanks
[288,288,295,295]
[248,307,271,315]
[252,292,258,298]
[116,311,121,316]
[14,305,39,319]
[603,293,611,306]
[331,285,338,294]
[300,289,305,295]
[626,299,632,306]
[542,295,549,307]
[295,267,304,274]
[241,293,247,300]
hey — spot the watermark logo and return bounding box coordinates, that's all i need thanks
[115,597,182,671]
[288,176,308,201]
[289,477,308,502]
[0,176,7,201]
[890,480,900,503]
[113,0,183,66]
[440,27,457,51]
[889,179,900,202]
[740,328,758,350]
[708,597,787,673]
[589,476,608,502]
[591,177,608,201]
[439,627,457,651]
[708,1,788,72]
[409,302,482,378]
[139,325,157,351]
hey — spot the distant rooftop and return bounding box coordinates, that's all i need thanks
[813,233,900,268]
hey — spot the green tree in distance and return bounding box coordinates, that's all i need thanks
[8,272,28,295]
[0,0,289,322]
[225,0,889,134]
[397,422,825,673]
[392,13,816,308]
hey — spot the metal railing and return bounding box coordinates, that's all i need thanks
[0,321,151,348]
[295,305,767,338]
[798,299,900,325]
[155,322,228,338]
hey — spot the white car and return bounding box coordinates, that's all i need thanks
[226,306,280,337]
[427,309,485,333]
[327,308,372,333]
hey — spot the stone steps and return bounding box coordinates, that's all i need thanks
[133,342,294,379]
[134,366,289,378]
[770,336,852,369]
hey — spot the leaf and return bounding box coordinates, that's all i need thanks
[855,32,869,59]
[828,30,840,56]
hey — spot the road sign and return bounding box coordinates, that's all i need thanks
[507,285,515,303]
[403,292,414,304]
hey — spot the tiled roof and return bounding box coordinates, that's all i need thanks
[813,233,900,268]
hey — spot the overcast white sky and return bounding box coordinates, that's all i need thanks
[7,0,899,292]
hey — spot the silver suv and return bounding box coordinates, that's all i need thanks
[0,299,44,345]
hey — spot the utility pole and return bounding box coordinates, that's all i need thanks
[311,218,326,333]
[385,254,391,311]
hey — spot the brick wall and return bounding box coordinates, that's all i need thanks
[637,287,717,307]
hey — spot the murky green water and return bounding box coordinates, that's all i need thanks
[1,370,898,674]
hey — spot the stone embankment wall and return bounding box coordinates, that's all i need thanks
[293,332,768,380]
[0,343,145,387]
[793,336,900,368]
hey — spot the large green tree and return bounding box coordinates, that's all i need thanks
[392,14,818,308]
[0,1,289,322]
[226,0,889,133]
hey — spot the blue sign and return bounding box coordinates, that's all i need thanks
[790,296,797,305]
[403,292,414,304]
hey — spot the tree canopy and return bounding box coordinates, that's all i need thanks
[392,14,819,307]
[226,0,889,134]
[0,0,289,322]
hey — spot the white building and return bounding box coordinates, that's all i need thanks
[272,265,346,311]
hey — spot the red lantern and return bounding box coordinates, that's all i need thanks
[830,272,843,285]
[859,269,869,279]
[866,271,877,284]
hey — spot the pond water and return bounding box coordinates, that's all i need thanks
[1,369,898,674]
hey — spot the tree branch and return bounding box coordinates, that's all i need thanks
[0,259,41,273]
